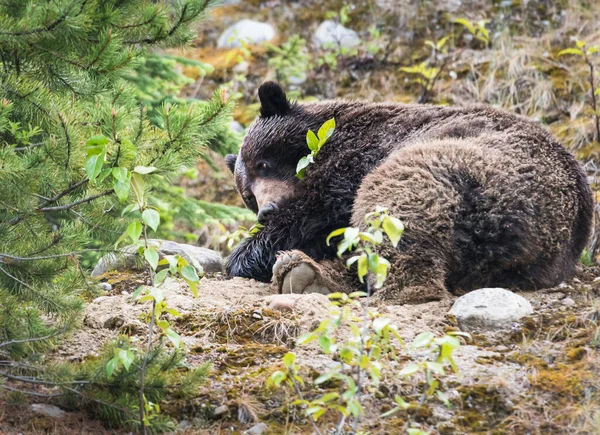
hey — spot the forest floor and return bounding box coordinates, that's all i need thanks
[1,267,599,434]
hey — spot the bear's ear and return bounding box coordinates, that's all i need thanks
[225,154,237,174]
[258,81,291,117]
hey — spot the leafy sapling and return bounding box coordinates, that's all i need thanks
[296,118,336,179]
[327,206,404,289]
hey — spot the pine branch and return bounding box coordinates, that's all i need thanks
[36,189,114,212]
[0,0,80,36]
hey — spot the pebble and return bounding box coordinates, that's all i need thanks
[98,282,112,292]
[561,297,575,306]
[245,422,268,435]
[213,405,229,418]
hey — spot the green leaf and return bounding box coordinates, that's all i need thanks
[319,335,332,354]
[97,168,112,183]
[121,203,139,217]
[283,352,296,368]
[86,134,109,147]
[326,228,346,245]
[85,154,104,183]
[154,268,169,286]
[296,155,312,179]
[133,166,157,174]
[165,328,182,348]
[558,48,584,56]
[113,178,130,203]
[112,167,128,182]
[131,173,145,204]
[297,332,318,345]
[412,331,435,348]
[187,280,199,298]
[398,363,421,377]
[144,248,159,271]
[142,209,160,232]
[180,265,199,283]
[317,118,336,142]
[373,317,390,334]
[425,362,445,375]
[453,18,475,35]
[127,221,142,243]
[132,286,144,300]
[106,357,120,378]
[394,395,411,410]
[357,255,368,283]
[306,130,319,152]
[382,216,404,247]
[118,349,135,371]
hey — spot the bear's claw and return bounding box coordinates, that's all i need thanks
[272,250,331,295]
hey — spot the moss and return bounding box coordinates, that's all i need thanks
[454,385,512,432]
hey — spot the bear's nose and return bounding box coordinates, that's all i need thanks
[257,202,278,224]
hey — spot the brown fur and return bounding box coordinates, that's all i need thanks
[226,82,593,303]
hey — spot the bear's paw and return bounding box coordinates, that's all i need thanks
[272,250,332,295]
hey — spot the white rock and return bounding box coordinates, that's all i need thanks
[449,288,533,331]
[91,239,223,276]
[30,404,66,419]
[313,20,360,49]
[245,423,268,435]
[217,20,275,48]
[98,282,112,292]
[561,297,575,306]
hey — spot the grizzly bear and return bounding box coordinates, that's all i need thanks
[225,81,593,304]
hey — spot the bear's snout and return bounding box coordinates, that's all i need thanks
[257,202,279,224]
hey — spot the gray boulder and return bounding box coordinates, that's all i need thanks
[217,20,275,48]
[449,288,533,331]
[91,239,223,276]
[313,20,360,49]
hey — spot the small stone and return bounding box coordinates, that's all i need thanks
[177,419,191,430]
[30,404,66,419]
[449,288,533,331]
[313,20,360,49]
[594,276,600,282]
[245,422,268,435]
[268,295,296,311]
[561,297,575,306]
[558,282,569,289]
[98,282,112,292]
[232,60,249,74]
[217,20,275,48]
[212,405,229,418]
[252,311,263,319]
[230,120,244,134]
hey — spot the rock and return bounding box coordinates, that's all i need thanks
[91,239,223,276]
[449,288,533,331]
[217,20,275,48]
[561,297,575,306]
[212,404,229,418]
[98,282,112,292]
[30,404,67,419]
[230,120,245,134]
[313,20,360,49]
[245,423,268,435]
[232,60,249,74]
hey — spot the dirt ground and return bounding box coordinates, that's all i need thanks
[2,268,599,435]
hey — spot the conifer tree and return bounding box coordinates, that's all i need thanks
[0,0,229,396]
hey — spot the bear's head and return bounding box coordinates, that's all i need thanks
[226,82,318,223]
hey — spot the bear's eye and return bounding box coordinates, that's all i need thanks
[256,162,269,173]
